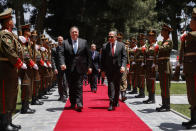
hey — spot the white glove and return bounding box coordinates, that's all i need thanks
[40,47,46,52]
[33,64,39,70]
[141,62,144,67]
[151,63,155,68]
[48,63,52,68]
[44,62,48,68]
[21,63,27,70]
[35,44,40,51]
[132,61,136,65]
[19,36,26,44]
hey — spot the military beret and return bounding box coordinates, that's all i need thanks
[162,24,173,32]
[192,8,196,19]
[0,8,12,21]
[148,30,156,36]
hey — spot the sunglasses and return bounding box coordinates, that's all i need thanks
[108,36,114,38]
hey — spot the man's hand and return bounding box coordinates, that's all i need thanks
[88,68,92,74]
[54,69,58,75]
[120,67,125,73]
[61,65,66,70]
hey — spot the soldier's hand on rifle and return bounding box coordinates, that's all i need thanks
[33,64,39,70]
[21,63,27,70]
[61,65,66,70]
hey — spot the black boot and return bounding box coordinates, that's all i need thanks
[31,96,43,105]
[121,91,127,102]
[135,88,145,98]
[21,101,36,114]
[182,109,196,129]
[1,113,18,131]
[156,98,170,112]
[8,113,21,129]
[128,88,137,94]
[108,101,115,111]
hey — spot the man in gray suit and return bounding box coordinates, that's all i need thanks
[101,31,127,111]
[59,26,92,112]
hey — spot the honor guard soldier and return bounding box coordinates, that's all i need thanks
[180,8,196,129]
[30,30,44,105]
[156,24,173,112]
[0,8,24,131]
[117,33,127,102]
[135,33,146,98]
[143,30,158,104]
[18,24,37,114]
[128,37,138,94]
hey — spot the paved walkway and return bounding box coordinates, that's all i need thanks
[13,85,196,131]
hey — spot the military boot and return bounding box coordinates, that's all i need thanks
[128,88,137,94]
[182,109,196,129]
[31,96,43,105]
[1,113,18,131]
[21,101,36,114]
[135,88,145,98]
[8,113,21,129]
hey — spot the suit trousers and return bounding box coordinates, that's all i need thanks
[57,70,68,97]
[106,71,122,104]
[89,72,98,90]
[67,69,84,106]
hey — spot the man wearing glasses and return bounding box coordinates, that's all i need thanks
[101,31,127,111]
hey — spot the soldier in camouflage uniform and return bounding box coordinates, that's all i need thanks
[180,8,196,129]
[135,34,146,98]
[18,24,37,114]
[143,30,159,104]
[117,33,127,102]
[0,8,24,131]
[127,37,138,94]
[156,24,173,112]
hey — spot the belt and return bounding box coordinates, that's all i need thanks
[0,57,9,61]
[158,57,169,60]
[148,56,154,59]
[184,52,196,56]
[136,59,144,61]
[147,58,154,60]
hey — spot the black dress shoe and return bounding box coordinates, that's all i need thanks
[39,95,48,99]
[143,99,155,104]
[108,105,115,111]
[156,105,170,112]
[76,103,83,112]
[135,94,145,98]
[31,99,43,105]
[10,123,21,129]
[182,120,196,129]
[4,124,19,131]
[21,108,36,114]
[128,90,137,94]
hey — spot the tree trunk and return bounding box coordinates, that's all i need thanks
[170,15,179,50]
[14,2,24,32]
[35,0,47,35]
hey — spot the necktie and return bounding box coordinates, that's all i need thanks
[73,40,77,54]
[112,43,114,56]
[92,51,95,60]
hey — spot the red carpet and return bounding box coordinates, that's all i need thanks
[54,83,152,131]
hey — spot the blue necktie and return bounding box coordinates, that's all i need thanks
[73,40,77,54]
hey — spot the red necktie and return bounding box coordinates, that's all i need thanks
[112,43,114,56]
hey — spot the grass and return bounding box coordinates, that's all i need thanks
[144,83,187,95]
[171,104,190,118]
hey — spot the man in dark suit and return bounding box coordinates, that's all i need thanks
[89,44,100,93]
[51,36,68,102]
[59,26,92,112]
[101,31,127,111]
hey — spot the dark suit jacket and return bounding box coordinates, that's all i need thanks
[51,46,60,70]
[101,41,127,73]
[58,38,92,74]
[90,50,100,73]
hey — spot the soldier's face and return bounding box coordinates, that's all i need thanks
[161,30,169,37]
[190,19,196,31]
[8,18,14,29]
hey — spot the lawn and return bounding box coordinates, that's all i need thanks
[171,104,190,118]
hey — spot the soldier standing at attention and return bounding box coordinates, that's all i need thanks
[135,33,146,98]
[0,8,26,131]
[19,24,37,114]
[128,37,138,94]
[180,8,196,129]
[143,30,159,104]
[156,24,173,112]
